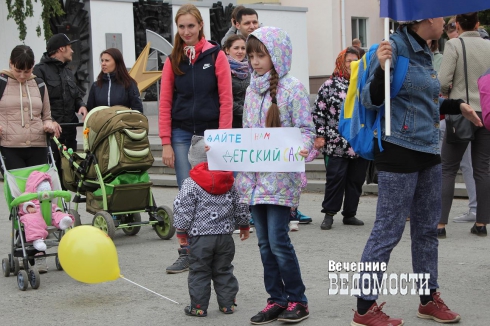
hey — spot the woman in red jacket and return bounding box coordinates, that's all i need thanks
[159,4,232,188]
[159,3,232,274]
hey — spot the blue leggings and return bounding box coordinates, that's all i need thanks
[359,164,440,300]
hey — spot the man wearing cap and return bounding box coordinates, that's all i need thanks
[33,33,87,187]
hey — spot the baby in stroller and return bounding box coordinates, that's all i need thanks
[18,171,74,251]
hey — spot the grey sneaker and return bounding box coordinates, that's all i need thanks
[320,214,334,230]
[35,256,48,274]
[453,211,476,223]
[166,248,190,274]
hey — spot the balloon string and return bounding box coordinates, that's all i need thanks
[119,275,180,305]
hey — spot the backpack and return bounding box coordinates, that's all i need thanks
[0,73,46,102]
[82,105,154,180]
[478,68,490,130]
[338,33,409,160]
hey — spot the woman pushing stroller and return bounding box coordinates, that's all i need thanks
[0,45,63,273]
[0,45,58,171]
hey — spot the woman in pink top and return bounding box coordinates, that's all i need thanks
[158,4,232,189]
[158,4,232,275]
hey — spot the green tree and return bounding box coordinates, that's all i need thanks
[479,9,490,28]
[6,0,64,41]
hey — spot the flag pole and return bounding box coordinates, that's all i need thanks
[384,17,391,136]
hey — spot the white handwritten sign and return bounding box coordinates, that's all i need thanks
[204,128,305,172]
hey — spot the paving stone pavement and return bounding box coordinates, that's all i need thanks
[0,183,486,326]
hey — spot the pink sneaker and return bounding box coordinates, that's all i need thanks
[351,302,404,326]
[417,292,461,323]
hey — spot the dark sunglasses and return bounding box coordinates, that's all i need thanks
[444,22,456,31]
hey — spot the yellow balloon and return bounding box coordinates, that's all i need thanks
[58,225,120,284]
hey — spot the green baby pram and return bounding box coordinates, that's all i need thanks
[1,147,73,291]
[54,105,175,240]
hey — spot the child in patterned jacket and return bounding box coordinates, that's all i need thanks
[173,135,250,317]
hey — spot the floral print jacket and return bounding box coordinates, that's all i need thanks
[235,27,315,208]
[312,76,357,159]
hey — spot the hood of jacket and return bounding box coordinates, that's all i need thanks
[39,53,68,68]
[194,39,220,63]
[189,162,234,195]
[0,69,36,82]
[201,39,220,53]
[182,38,220,65]
[25,171,54,193]
[1,69,42,129]
[247,26,292,79]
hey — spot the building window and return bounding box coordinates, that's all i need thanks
[352,18,368,48]
[389,20,400,34]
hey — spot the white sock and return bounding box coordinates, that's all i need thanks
[33,239,47,251]
[59,216,73,230]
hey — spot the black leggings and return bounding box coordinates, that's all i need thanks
[0,146,48,171]
[441,119,490,224]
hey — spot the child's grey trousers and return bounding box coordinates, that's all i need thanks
[188,234,238,310]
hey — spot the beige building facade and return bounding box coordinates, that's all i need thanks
[0,0,387,95]
[278,0,386,92]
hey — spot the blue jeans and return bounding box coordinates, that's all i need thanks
[359,165,440,300]
[171,128,193,189]
[251,204,307,305]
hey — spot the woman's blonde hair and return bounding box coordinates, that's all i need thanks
[246,36,281,128]
[170,4,205,75]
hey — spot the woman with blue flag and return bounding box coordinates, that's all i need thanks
[351,18,482,326]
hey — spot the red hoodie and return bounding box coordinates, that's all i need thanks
[158,38,232,145]
[189,162,234,195]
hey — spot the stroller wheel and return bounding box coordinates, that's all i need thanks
[69,209,82,227]
[2,258,10,277]
[55,255,63,271]
[92,211,116,239]
[29,269,41,289]
[17,270,28,291]
[153,205,176,240]
[12,258,20,276]
[122,213,142,236]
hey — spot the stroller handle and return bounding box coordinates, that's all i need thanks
[10,190,72,208]
[45,123,82,140]
[58,122,84,127]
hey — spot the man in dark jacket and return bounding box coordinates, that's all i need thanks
[33,34,87,188]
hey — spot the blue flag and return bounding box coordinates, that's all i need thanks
[380,0,489,21]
